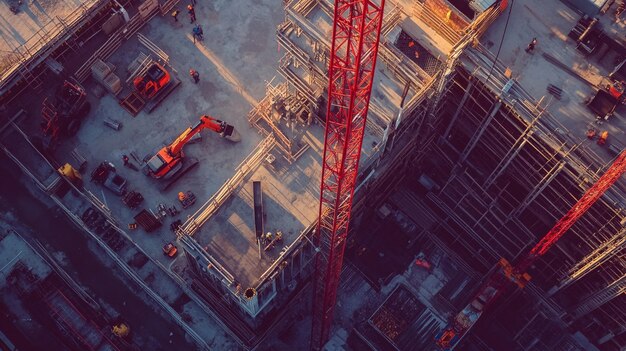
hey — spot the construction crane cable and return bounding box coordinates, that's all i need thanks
[484,0,515,84]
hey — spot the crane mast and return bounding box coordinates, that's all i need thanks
[435,149,626,350]
[310,0,385,349]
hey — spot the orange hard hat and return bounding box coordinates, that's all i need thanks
[187,4,192,9]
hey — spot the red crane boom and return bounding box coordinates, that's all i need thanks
[310,1,385,349]
[516,149,626,272]
[435,149,626,350]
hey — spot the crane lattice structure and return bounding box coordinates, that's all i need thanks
[310,0,385,349]
[436,149,626,350]
[517,149,626,271]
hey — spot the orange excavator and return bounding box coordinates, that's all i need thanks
[143,115,240,184]
[133,63,171,99]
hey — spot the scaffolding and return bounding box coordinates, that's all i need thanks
[337,1,625,347]
[0,0,114,105]
[354,41,626,349]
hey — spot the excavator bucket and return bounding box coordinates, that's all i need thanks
[222,123,241,142]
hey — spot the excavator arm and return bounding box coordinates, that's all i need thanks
[143,115,240,179]
[167,115,236,155]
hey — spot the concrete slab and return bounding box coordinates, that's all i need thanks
[39,0,286,277]
[480,0,626,159]
[399,11,453,59]
[193,141,322,288]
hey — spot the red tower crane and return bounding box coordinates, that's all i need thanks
[310,0,385,349]
[435,149,626,350]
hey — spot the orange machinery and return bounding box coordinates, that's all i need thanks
[133,63,171,99]
[143,115,241,180]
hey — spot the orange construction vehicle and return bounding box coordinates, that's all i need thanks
[133,63,171,99]
[143,115,241,181]
[162,242,178,257]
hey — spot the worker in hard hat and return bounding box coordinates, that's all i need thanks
[598,131,608,145]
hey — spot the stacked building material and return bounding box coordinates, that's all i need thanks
[91,59,122,95]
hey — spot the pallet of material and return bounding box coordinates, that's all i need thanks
[103,73,122,95]
[91,59,112,81]
[120,91,146,116]
[91,59,122,95]
[133,209,162,232]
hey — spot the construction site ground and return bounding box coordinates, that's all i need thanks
[3,0,625,349]
[480,0,626,159]
[1,0,397,346]
[1,0,295,348]
[1,0,391,348]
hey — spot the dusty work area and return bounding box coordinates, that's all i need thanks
[52,0,285,272]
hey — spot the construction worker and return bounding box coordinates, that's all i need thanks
[197,24,204,40]
[171,9,179,22]
[187,5,196,23]
[265,232,273,243]
[121,154,138,171]
[193,24,204,42]
[598,131,608,145]
[525,37,538,53]
[586,128,596,139]
[189,69,199,84]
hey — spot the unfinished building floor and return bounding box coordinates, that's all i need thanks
[190,139,322,289]
[1,0,626,350]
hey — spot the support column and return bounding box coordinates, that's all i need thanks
[510,161,565,219]
[483,108,543,188]
[550,229,626,295]
[242,288,260,316]
[458,100,502,165]
[442,79,474,141]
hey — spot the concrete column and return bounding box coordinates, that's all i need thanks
[242,287,260,317]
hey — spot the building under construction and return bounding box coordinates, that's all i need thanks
[0,0,625,350]
[0,227,135,350]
